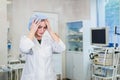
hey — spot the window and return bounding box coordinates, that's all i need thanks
[97,0,120,46]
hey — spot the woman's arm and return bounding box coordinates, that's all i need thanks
[45,19,60,43]
[45,19,66,52]
[28,19,41,40]
[20,19,40,54]
[19,36,34,54]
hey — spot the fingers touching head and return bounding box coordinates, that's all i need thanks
[28,12,48,30]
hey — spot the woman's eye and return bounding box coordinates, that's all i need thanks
[44,27,47,29]
[38,26,42,29]
[38,25,47,29]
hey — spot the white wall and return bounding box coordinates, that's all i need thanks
[0,0,100,79]
[7,0,91,78]
[9,0,91,58]
[0,0,98,79]
[0,0,8,65]
[82,0,97,80]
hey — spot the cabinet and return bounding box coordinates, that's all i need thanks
[66,21,83,52]
[90,47,120,80]
[66,21,83,80]
[67,32,83,51]
[52,53,62,80]
[66,51,83,80]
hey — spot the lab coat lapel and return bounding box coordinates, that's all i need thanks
[33,37,42,47]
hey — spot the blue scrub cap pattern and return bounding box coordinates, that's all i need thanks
[28,12,48,30]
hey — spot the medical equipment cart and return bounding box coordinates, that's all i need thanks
[90,47,120,80]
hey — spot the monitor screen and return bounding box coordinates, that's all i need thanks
[91,27,109,46]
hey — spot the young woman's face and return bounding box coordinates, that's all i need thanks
[35,21,47,37]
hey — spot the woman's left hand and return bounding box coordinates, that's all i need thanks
[45,19,60,42]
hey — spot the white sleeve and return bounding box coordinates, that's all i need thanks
[19,36,35,54]
[52,39,66,53]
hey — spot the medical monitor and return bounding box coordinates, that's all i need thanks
[91,27,109,46]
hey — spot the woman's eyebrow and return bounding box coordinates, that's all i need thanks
[38,25,42,27]
[38,25,47,28]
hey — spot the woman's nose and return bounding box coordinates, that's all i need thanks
[40,28,43,32]
[41,28,45,32]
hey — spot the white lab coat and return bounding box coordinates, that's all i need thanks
[19,34,65,80]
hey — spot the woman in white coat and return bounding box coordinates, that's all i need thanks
[19,13,66,80]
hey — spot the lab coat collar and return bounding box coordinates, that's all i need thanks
[33,37,43,47]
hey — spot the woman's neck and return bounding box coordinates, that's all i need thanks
[35,35,42,40]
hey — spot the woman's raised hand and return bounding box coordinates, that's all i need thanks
[28,19,41,40]
[45,19,52,32]
[30,19,41,33]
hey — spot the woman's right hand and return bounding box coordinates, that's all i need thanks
[28,19,41,40]
[30,19,41,33]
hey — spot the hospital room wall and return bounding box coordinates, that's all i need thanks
[0,0,91,79]
[9,0,90,58]
[7,0,91,78]
[0,0,8,65]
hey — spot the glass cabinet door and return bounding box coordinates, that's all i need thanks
[66,21,83,52]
